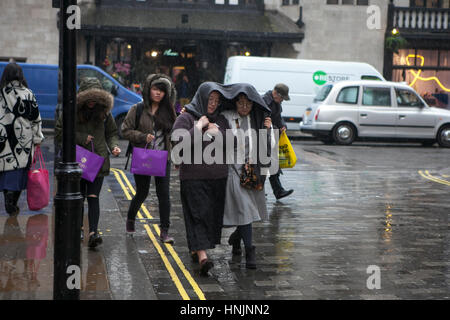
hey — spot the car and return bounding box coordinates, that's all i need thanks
[299,80,450,147]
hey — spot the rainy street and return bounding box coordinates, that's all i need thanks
[105,136,450,300]
[1,134,449,300]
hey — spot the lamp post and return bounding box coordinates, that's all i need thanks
[53,0,83,300]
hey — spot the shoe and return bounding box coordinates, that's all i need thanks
[275,189,294,200]
[160,229,174,245]
[228,230,242,255]
[199,259,214,276]
[191,252,199,263]
[4,191,19,215]
[88,233,103,248]
[245,246,257,269]
[126,219,135,233]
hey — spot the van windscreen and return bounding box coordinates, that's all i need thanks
[314,85,333,102]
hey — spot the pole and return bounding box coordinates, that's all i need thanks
[53,0,83,300]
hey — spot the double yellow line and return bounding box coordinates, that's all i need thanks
[110,168,206,300]
[418,170,450,186]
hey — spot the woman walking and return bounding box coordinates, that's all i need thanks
[172,82,229,276]
[122,74,177,243]
[0,63,44,216]
[55,77,121,248]
[220,83,272,269]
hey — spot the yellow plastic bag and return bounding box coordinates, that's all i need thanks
[278,131,297,168]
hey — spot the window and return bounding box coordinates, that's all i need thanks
[282,0,290,5]
[361,75,382,81]
[356,0,369,5]
[78,69,117,93]
[342,0,354,4]
[410,0,444,8]
[326,0,339,4]
[337,86,359,104]
[395,89,424,107]
[362,87,392,106]
[314,85,333,102]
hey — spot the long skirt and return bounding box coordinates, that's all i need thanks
[180,178,227,252]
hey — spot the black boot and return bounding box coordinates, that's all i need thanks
[228,229,242,255]
[245,246,256,269]
[4,190,19,215]
[269,173,293,200]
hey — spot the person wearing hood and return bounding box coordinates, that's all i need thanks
[219,83,273,270]
[0,63,44,216]
[122,74,177,243]
[171,82,230,276]
[55,77,121,248]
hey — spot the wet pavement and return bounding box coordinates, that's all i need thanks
[0,133,449,300]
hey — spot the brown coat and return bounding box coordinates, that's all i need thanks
[121,103,172,154]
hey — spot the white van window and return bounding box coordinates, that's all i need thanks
[77,68,115,93]
[363,87,391,107]
[314,85,333,102]
[395,89,424,107]
[336,86,359,104]
[361,75,382,81]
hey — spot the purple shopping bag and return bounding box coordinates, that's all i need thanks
[76,142,105,182]
[130,143,168,177]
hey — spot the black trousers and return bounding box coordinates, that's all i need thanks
[80,176,104,234]
[127,164,171,230]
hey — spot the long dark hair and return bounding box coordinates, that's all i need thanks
[0,63,28,89]
[152,82,176,132]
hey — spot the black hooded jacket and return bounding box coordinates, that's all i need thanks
[171,82,231,181]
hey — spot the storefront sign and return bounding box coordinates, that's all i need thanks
[164,49,179,57]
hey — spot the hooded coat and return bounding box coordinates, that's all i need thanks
[171,82,230,180]
[122,74,176,154]
[55,88,119,177]
[0,81,44,172]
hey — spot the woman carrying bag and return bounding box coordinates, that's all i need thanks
[55,77,121,248]
[0,63,44,216]
[122,74,177,243]
[220,83,273,270]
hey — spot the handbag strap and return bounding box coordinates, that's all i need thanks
[31,145,46,171]
[90,140,95,152]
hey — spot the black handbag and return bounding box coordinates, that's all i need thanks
[239,161,263,191]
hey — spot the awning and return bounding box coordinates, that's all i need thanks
[79,4,304,43]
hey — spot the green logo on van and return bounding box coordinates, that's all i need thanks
[313,71,327,85]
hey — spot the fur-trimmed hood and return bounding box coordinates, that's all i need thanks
[142,74,177,108]
[76,88,114,114]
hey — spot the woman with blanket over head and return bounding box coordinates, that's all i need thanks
[219,83,273,270]
[171,82,230,276]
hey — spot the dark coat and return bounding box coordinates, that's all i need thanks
[55,88,119,177]
[262,90,286,129]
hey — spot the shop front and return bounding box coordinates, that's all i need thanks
[79,3,304,108]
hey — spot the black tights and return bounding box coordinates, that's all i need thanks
[80,176,104,234]
[237,224,253,249]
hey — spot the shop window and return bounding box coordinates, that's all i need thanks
[410,0,444,7]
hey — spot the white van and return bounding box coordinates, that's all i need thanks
[223,56,385,130]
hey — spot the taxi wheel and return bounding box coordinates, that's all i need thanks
[437,124,450,148]
[333,122,356,145]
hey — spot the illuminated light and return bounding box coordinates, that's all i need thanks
[127,44,132,49]
[244,51,251,56]
[405,54,450,92]
[392,28,399,35]
[151,51,158,57]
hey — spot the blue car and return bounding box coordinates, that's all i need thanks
[0,62,142,137]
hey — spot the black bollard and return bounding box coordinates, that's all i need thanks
[53,0,83,300]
